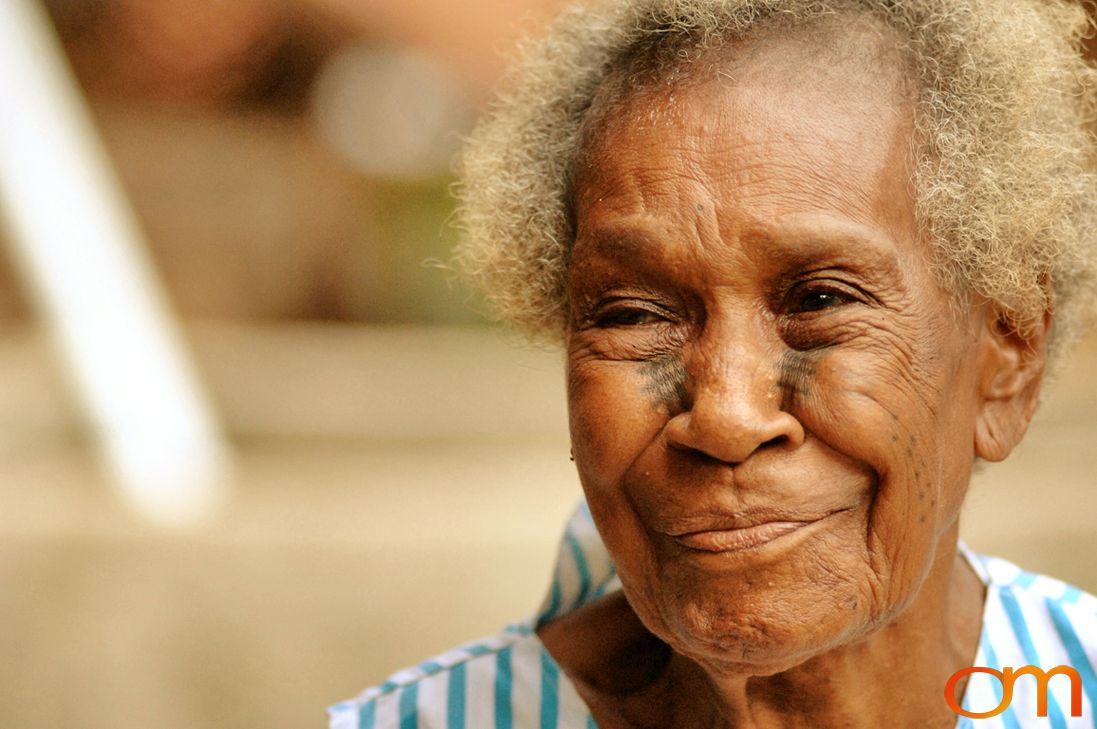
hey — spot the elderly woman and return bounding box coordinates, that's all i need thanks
[331,0,1097,727]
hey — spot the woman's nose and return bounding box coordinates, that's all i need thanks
[663,341,805,464]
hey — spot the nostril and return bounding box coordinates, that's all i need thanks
[760,434,788,450]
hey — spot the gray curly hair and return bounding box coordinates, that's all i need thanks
[454,0,1097,364]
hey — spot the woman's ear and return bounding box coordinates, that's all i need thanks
[973,308,1051,462]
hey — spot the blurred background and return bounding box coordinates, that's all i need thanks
[0,1,1092,727]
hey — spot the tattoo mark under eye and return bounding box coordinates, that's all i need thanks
[778,350,819,411]
[641,353,689,412]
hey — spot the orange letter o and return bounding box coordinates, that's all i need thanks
[945,667,1015,719]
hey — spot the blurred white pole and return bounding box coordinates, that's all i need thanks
[0,0,231,526]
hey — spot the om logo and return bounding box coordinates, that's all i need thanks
[945,665,1083,719]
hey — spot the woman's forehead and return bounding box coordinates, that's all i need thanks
[572,46,918,253]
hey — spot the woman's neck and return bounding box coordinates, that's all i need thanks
[538,533,985,729]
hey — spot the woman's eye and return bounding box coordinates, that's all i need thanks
[787,285,857,314]
[594,306,664,328]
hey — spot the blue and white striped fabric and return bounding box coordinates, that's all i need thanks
[956,547,1097,728]
[330,503,1097,728]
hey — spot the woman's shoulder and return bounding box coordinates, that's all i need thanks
[328,622,590,729]
[329,503,615,729]
[328,624,534,729]
[964,547,1097,670]
[967,548,1097,612]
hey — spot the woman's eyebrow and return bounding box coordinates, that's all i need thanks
[572,224,664,261]
[768,231,902,271]
[574,219,904,273]
[568,226,681,282]
[736,214,908,279]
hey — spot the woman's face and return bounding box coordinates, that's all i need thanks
[565,40,997,675]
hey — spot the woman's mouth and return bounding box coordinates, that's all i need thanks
[670,520,817,552]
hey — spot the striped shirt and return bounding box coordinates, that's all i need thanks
[330,503,1097,728]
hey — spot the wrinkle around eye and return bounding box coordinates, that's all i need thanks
[570,312,688,363]
[779,307,893,352]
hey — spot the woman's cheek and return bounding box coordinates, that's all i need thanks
[567,360,658,487]
[802,345,948,603]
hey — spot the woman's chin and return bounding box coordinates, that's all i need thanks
[653,596,881,679]
[666,629,824,677]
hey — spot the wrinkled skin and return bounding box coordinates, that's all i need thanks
[545,25,1049,729]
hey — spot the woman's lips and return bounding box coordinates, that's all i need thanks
[670,520,816,552]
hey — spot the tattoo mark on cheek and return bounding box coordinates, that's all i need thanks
[641,353,689,412]
[778,350,819,411]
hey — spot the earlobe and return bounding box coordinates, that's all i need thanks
[974,405,1026,463]
[972,309,1050,463]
